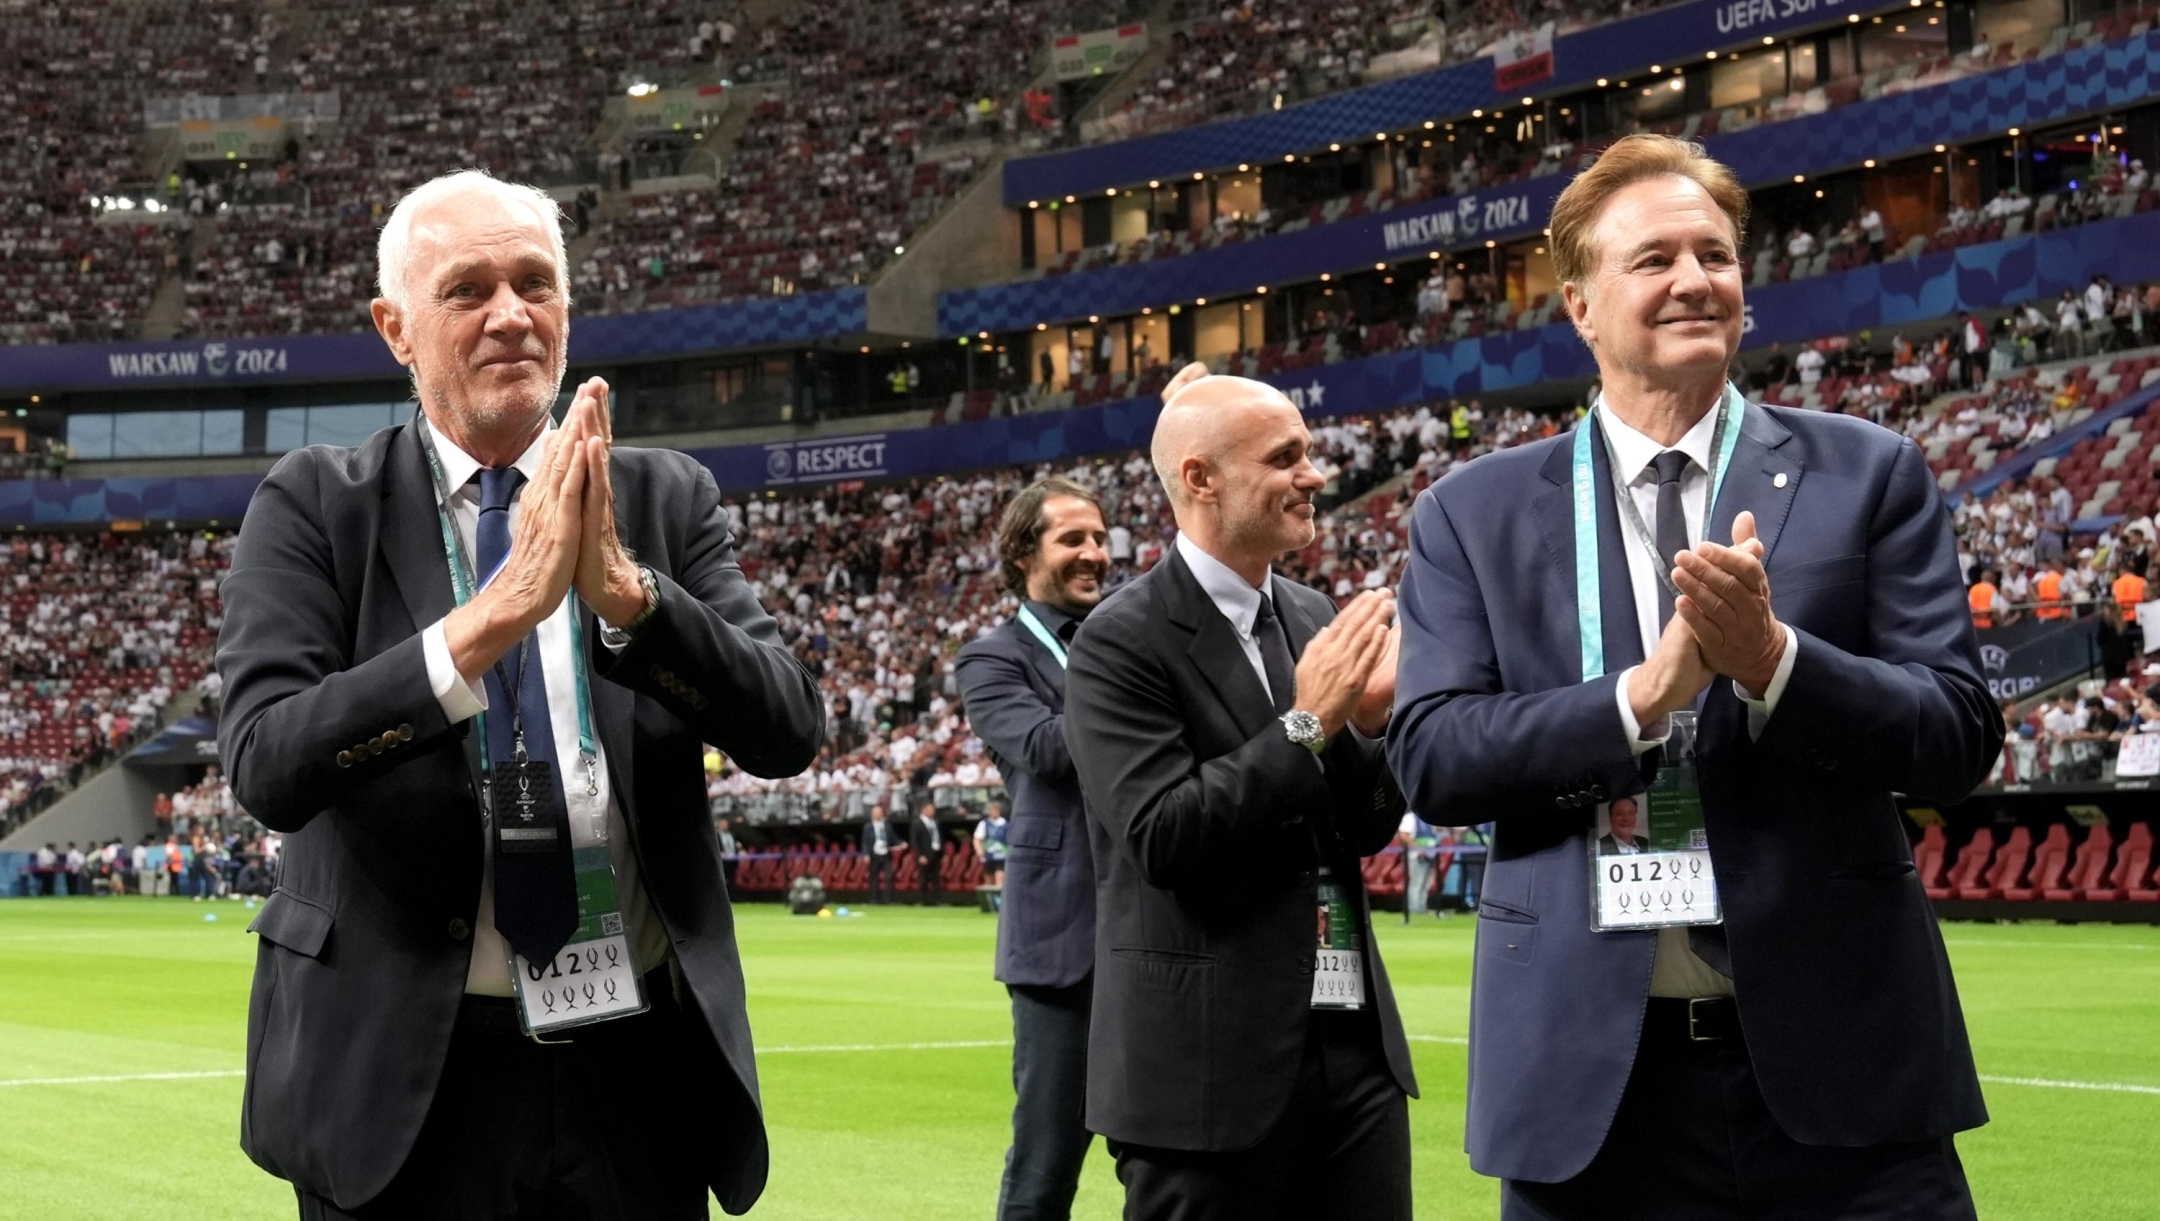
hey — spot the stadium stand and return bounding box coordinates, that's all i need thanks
[0,530,231,838]
[1083,0,1658,145]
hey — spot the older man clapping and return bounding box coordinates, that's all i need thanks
[219,169,822,1219]
[1388,135,2000,1220]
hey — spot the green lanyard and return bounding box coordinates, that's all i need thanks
[1015,605,1068,669]
[413,410,599,791]
[1569,384,1746,682]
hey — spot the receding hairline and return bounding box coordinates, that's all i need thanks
[403,194,561,282]
[376,171,567,313]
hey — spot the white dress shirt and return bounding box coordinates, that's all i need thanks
[1175,532,1275,701]
[416,423,667,997]
[1596,399,1799,999]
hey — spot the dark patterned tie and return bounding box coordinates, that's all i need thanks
[1648,451,1734,976]
[475,467,578,966]
[1651,449,1692,631]
[1253,593,1297,717]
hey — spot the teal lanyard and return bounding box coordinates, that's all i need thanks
[413,411,600,787]
[1015,605,1069,670]
[1570,384,1745,682]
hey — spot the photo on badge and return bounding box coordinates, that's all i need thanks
[1595,796,1649,856]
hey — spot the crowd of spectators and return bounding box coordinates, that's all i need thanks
[704,395,1540,823]
[1086,0,1680,145]
[579,0,1063,311]
[22,798,278,900]
[1,0,274,344]
[0,530,231,839]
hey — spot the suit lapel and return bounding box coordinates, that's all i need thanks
[1705,400,1800,565]
[1013,617,1069,710]
[1534,427,1645,680]
[380,423,457,635]
[1269,574,1324,658]
[379,421,483,791]
[1588,422,1649,674]
[1164,550,1278,742]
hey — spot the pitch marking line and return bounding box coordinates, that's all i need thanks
[0,1069,247,1088]
[1978,1074,2160,1096]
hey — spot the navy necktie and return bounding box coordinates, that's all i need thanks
[1651,449,1692,631]
[1254,593,1297,717]
[475,467,578,966]
[1646,451,1731,975]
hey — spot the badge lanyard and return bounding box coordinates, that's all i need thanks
[413,409,599,795]
[1015,605,1069,670]
[1569,383,1746,683]
[415,409,645,1037]
[1569,386,1742,933]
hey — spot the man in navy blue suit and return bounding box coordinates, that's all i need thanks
[1389,135,2001,1220]
[956,476,1110,1220]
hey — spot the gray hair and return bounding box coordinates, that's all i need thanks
[375,169,570,313]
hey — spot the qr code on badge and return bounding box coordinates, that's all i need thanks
[1687,829,1709,850]
[600,912,625,936]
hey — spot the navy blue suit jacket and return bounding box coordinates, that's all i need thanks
[1388,402,1998,1184]
[955,607,1095,989]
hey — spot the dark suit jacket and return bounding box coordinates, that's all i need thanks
[861,819,899,857]
[955,606,1095,989]
[1596,834,1650,855]
[908,817,945,863]
[1388,402,1998,1184]
[1063,547,1417,1152]
[216,422,824,1213]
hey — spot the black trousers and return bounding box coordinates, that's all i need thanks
[296,970,723,1221]
[1111,1009,1410,1221]
[916,851,942,904]
[867,854,895,903]
[1502,1003,1976,1221]
[998,978,1096,1221]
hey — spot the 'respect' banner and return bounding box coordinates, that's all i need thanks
[0,288,868,394]
[1000,0,1903,206]
[15,208,2160,527]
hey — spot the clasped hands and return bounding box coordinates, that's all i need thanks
[1626,511,1788,729]
[445,378,645,684]
[1292,589,1400,741]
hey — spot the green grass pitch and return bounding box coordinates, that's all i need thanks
[2,898,2156,1219]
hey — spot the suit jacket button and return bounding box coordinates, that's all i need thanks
[398,724,415,742]
[447,918,470,941]
[1554,795,1570,809]
[1591,785,1608,801]
[336,750,353,768]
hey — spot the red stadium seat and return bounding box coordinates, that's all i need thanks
[1933,828,1994,901]
[1960,826,2029,900]
[2003,824,2068,900]
[1914,825,1951,898]
[2085,823,2151,901]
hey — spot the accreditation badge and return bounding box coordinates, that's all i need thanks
[1589,710,1722,932]
[1311,865,1367,1009]
[510,843,648,1036]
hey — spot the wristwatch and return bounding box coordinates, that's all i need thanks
[1280,709,1328,755]
[599,565,660,648]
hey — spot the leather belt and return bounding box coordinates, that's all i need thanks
[1645,996,1741,1043]
[456,966,674,1044]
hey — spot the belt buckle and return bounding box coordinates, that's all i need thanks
[1687,997,1718,1042]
